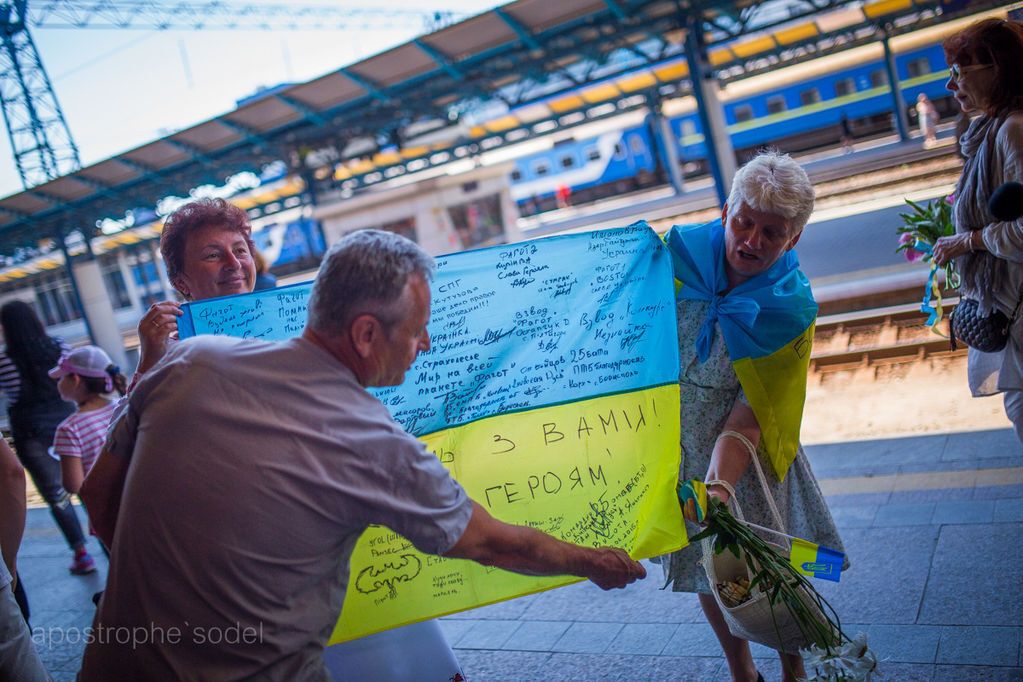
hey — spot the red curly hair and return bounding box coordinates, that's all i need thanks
[943,18,1023,115]
[159,198,255,283]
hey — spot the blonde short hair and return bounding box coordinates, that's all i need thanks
[726,151,815,234]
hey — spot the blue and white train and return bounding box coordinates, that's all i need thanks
[509,38,955,214]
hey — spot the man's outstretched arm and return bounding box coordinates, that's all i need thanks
[443,501,646,590]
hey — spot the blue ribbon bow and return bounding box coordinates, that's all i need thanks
[664,220,817,363]
[695,294,761,362]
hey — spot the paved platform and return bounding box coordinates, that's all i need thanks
[16,427,1023,681]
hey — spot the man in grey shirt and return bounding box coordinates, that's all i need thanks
[81,230,646,680]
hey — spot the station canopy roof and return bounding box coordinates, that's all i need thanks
[0,0,1001,260]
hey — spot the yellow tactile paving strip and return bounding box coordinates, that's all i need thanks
[818,467,1023,496]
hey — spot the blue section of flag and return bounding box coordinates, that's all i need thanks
[178,223,680,436]
[801,544,844,583]
[177,280,312,342]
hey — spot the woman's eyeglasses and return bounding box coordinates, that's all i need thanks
[949,63,993,81]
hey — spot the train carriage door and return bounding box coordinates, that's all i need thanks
[674,117,702,164]
[625,130,653,171]
[611,137,631,173]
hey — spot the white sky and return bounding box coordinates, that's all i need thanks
[0,1,505,199]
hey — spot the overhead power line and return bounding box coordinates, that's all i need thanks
[0,0,464,190]
[26,1,465,31]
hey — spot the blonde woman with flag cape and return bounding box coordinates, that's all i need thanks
[659,152,846,682]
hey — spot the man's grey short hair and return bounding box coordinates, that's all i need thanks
[726,151,815,234]
[307,229,435,337]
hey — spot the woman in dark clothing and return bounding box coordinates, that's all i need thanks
[0,301,94,575]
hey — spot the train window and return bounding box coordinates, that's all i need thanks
[629,135,645,154]
[835,78,855,97]
[869,70,887,88]
[585,146,601,161]
[766,96,787,115]
[448,194,505,248]
[613,142,626,160]
[101,258,133,310]
[34,274,82,326]
[34,289,59,327]
[680,119,697,138]
[380,217,417,243]
[532,160,551,177]
[510,169,522,182]
[131,260,157,288]
[800,88,822,107]
[733,104,754,123]
[129,249,166,306]
[907,58,931,79]
[560,155,576,169]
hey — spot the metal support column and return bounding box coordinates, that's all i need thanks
[149,241,172,297]
[301,168,329,256]
[54,227,96,345]
[133,245,157,305]
[684,15,736,206]
[647,94,685,195]
[882,25,910,143]
[115,248,143,315]
[65,227,128,367]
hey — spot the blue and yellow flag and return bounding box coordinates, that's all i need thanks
[677,478,708,523]
[179,224,686,642]
[790,538,845,582]
[663,220,817,482]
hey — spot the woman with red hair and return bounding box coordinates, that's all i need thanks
[933,18,1023,441]
[133,197,257,380]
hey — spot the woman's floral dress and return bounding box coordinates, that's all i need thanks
[663,298,847,593]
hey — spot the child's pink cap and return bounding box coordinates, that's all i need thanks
[48,346,113,384]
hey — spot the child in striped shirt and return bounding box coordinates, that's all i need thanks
[49,347,127,499]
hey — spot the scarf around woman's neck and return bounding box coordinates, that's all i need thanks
[955,112,1010,304]
[663,220,818,481]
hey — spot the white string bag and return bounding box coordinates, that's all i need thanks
[701,431,834,654]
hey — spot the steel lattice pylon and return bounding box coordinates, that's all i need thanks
[0,1,458,191]
[1,1,80,189]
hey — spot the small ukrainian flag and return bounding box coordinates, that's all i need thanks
[677,479,708,523]
[789,538,844,583]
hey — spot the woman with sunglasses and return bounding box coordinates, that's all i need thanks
[932,18,1023,442]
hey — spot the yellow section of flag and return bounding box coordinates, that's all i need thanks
[732,322,814,482]
[329,384,685,643]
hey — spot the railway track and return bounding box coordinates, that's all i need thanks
[526,138,963,238]
[670,140,963,226]
[810,300,964,377]
[811,152,961,209]
[799,293,998,445]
